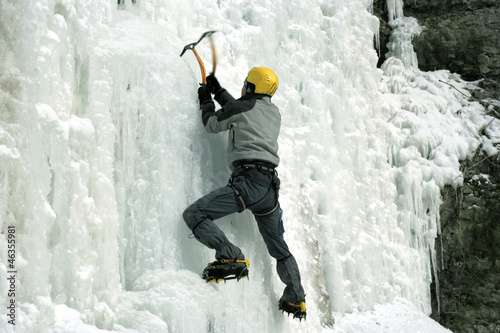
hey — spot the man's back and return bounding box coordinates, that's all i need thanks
[203,91,281,169]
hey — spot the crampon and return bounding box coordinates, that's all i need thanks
[202,259,250,283]
[278,299,306,321]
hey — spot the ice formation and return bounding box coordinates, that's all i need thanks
[0,0,498,332]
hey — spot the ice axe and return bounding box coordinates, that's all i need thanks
[180,30,217,84]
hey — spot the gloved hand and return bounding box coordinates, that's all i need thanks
[198,84,212,105]
[205,73,221,94]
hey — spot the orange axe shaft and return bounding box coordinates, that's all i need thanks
[180,31,217,84]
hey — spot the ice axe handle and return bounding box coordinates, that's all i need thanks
[179,31,217,84]
[180,43,207,84]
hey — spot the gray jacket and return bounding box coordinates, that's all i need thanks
[201,89,281,170]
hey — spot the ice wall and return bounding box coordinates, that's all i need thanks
[0,0,496,332]
[386,0,421,68]
[1,0,121,330]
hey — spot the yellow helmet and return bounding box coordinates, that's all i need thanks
[245,67,279,97]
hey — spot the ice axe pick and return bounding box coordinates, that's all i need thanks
[180,30,217,84]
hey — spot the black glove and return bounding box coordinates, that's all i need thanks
[205,73,221,94]
[198,84,212,106]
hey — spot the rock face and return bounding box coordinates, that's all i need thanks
[435,151,500,333]
[374,0,500,83]
[372,1,500,332]
[405,0,500,82]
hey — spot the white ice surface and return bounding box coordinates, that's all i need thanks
[0,0,498,332]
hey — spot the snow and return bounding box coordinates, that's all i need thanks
[1,0,499,332]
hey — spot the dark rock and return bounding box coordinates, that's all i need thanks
[434,149,500,333]
[373,0,500,84]
[409,6,500,82]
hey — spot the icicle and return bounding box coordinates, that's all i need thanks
[428,234,441,316]
[386,0,404,21]
[385,0,421,68]
[0,142,19,226]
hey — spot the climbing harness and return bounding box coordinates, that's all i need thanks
[228,162,280,216]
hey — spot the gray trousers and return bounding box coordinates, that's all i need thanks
[183,171,305,303]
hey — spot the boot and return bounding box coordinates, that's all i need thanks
[278,297,306,321]
[202,259,250,283]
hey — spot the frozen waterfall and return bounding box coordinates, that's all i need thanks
[1,0,498,332]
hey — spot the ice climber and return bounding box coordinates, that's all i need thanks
[182,67,307,320]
